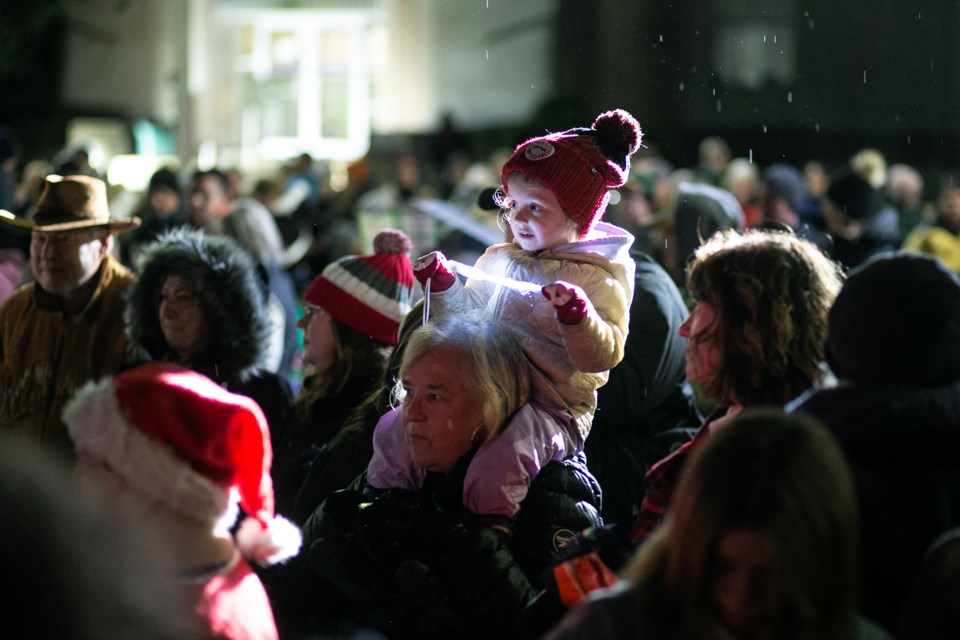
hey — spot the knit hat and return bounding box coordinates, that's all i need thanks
[501,109,643,236]
[303,229,416,345]
[826,170,884,220]
[825,253,960,387]
[63,362,302,566]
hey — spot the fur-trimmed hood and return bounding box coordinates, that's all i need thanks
[126,227,271,382]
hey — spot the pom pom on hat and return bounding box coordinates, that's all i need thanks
[501,109,643,236]
[62,362,302,567]
[303,229,416,345]
[825,253,960,387]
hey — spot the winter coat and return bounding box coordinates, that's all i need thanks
[0,255,135,454]
[587,249,700,529]
[126,228,293,433]
[430,222,635,441]
[271,373,380,525]
[266,447,603,639]
[789,382,960,633]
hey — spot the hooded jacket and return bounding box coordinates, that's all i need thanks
[126,228,292,430]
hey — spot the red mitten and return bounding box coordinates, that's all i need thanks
[542,281,587,324]
[413,251,456,292]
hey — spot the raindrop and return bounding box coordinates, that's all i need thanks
[764,35,767,43]
[863,70,867,84]
[763,125,768,133]
[787,91,793,103]
[815,123,821,132]
[679,82,685,91]
[659,34,663,42]
[774,35,778,43]
[485,49,489,60]
[713,88,716,96]
[717,99,722,112]
[907,135,912,144]
[749,149,753,163]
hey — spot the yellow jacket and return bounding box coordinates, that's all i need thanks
[902,224,960,273]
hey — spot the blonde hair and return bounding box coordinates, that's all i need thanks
[395,312,530,444]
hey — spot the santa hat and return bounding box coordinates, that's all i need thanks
[63,362,301,566]
[501,109,643,236]
[303,229,416,345]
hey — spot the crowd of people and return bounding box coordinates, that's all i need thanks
[0,114,958,640]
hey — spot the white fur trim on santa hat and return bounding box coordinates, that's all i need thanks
[63,377,232,525]
[236,515,302,566]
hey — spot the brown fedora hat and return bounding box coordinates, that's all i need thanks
[0,174,140,233]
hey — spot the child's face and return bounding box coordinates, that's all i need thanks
[505,174,580,251]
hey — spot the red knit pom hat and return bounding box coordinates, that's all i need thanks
[63,362,302,566]
[303,229,416,345]
[501,109,643,236]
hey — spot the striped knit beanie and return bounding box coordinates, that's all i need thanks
[303,229,415,345]
[501,109,643,236]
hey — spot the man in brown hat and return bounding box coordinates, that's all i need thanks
[0,174,140,455]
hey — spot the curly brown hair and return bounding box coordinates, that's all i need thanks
[685,229,843,406]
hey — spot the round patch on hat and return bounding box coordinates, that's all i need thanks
[525,141,555,161]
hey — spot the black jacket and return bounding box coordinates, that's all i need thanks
[271,375,381,525]
[587,250,700,529]
[790,382,960,633]
[266,448,603,639]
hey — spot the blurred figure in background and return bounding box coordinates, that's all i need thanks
[188,169,232,234]
[694,135,731,186]
[0,128,28,304]
[760,163,832,252]
[901,171,960,272]
[722,157,762,228]
[121,167,188,267]
[823,149,900,269]
[799,159,829,226]
[222,197,299,383]
[887,162,931,242]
